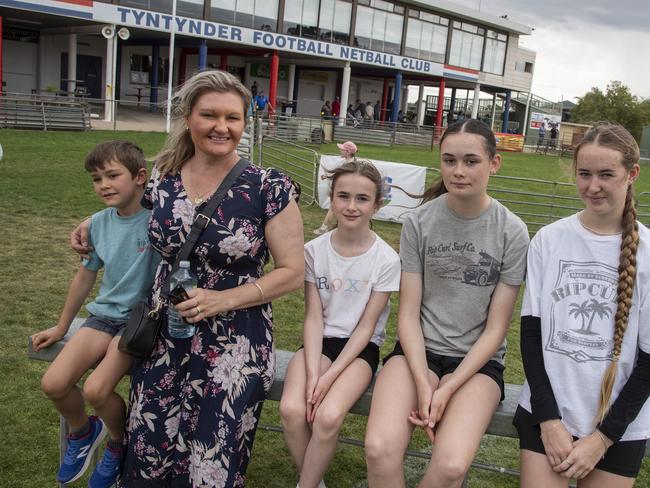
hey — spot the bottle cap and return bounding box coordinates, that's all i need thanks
[179,261,190,268]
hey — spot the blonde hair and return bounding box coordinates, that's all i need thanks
[574,124,641,423]
[154,70,251,175]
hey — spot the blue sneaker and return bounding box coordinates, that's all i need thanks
[88,445,122,488]
[56,416,107,484]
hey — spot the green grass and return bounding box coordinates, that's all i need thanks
[2,130,649,487]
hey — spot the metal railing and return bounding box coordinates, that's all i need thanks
[257,134,320,206]
[0,93,90,131]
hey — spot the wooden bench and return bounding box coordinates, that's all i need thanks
[28,319,649,486]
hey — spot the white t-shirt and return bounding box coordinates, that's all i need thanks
[304,231,401,346]
[519,214,650,441]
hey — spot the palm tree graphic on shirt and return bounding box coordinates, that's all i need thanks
[569,299,612,335]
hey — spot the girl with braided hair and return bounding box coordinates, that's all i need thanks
[516,123,650,486]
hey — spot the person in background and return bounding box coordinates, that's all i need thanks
[332,96,341,121]
[255,90,269,114]
[374,101,381,122]
[321,100,332,120]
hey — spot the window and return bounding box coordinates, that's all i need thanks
[404,9,448,62]
[448,20,484,70]
[354,0,403,54]
[483,30,507,74]
[129,54,169,85]
[515,60,534,73]
[211,0,279,30]
[284,0,319,38]
[318,0,352,44]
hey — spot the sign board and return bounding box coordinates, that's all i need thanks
[3,0,479,81]
[318,155,426,223]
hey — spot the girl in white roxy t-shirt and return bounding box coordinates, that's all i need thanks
[516,124,650,485]
[280,160,400,488]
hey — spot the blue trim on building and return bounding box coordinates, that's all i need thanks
[0,0,93,19]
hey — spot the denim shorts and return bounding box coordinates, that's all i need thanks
[80,315,126,337]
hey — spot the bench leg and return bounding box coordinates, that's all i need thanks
[59,415,68,488]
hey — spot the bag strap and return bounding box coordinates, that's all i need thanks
[160,158,249,298]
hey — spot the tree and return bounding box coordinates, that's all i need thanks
[572,81,649,141]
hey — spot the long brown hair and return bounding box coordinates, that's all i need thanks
[155,70,251,176]
[421,119,497,203]
[326,158,384,207]
[574,124,641,423]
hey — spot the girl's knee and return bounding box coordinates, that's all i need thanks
[279,397,306,428]
[311,407,345,438]
[41,369,72,399]
[83,378,111,407]
[365,431,395,466]
[428,452,471,484]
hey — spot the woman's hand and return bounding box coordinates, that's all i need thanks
[31,327,65,352]
[175,288,230,323]
[539,419,573,469]
[557,432,612,479]
[70,218,92,260]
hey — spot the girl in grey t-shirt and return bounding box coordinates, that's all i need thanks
[365,119,529,487]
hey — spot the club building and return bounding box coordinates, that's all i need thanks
[0,0,556,132]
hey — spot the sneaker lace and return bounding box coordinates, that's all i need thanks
[63,437,82,464]
[97,450,120,476]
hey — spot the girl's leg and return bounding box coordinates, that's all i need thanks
[578,468,635,488]
[83,335,133,441]
[40,327,113,430]
[520,450,569,488]
[365,356,438,488]
[419,374,500,488]
[299,358,373,488]
[279,349,332,470]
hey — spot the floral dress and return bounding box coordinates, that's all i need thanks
[119,163,296,487]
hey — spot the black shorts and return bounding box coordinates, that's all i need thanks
[300,337,380,375]
[384,342,505,401]
[513,406,647,478]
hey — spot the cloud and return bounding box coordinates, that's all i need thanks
[449,0,650,101]
[453,0,650,32]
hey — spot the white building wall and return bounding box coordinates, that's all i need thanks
[4,40,38,93]
[479,34,534,93]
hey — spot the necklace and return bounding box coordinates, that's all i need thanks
[184,164,220,206]
[578,213,621,236]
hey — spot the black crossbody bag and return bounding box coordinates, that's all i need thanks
[118,159,249,357]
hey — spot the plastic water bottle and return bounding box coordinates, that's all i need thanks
[167,261,197,339]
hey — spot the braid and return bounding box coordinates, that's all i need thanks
[596,186,639,423]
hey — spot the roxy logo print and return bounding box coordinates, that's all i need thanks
[315,276,369,292]
[426,242,500,287]
[547,260,617,362]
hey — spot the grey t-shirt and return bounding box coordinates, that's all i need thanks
[400,194,529,364]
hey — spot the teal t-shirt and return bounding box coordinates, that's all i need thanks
[84,207,160,320]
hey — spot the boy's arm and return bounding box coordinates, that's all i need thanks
[31,265,97,351]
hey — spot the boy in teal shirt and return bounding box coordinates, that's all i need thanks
[31,140,160,488]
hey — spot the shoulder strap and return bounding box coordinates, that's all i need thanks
[161,159,249,297]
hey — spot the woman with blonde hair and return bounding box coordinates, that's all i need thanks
[516,124,650,487]
[94,69,305,487]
